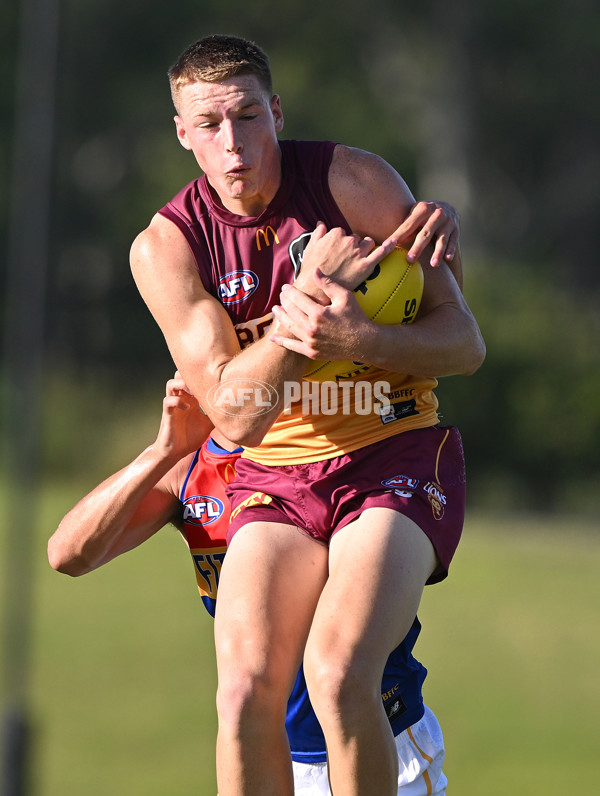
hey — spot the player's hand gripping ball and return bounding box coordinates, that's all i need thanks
[303,247,424,382]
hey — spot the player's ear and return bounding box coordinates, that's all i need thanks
[271,95,284,133]
[174,116,192,150]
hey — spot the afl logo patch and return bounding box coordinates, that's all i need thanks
[219,270,259,304]
[183,495,225,526]
[382,475,419,491]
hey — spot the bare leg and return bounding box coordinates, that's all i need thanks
[304,507,437,796]
[214,521,329,796]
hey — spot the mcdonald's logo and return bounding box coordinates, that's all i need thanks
[256,225,280,251]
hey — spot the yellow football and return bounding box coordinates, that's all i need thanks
[303,247,424,382]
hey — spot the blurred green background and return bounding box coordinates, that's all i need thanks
[3,508,599,795]
[1,0,599,793]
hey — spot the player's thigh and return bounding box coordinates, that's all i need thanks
[311,507,437,663]
[215,521,329,681]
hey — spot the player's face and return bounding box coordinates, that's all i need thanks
[174,75,284,217]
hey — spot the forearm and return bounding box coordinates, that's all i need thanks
[200,232,402,443]
[48,445,178,577]
[360,304,486,377]
[157,298,308,448]
[200,231,395,443]
[205,322,308,446]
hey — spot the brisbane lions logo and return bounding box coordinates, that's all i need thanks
[423,481,447,520]
[219,270,259,304]
[183,495,225,526]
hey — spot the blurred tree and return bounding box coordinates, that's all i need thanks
[2,0,597,513]
[465,0,600,283]
[0,2,20,292]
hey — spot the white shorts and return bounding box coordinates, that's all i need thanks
[291,705,447,795]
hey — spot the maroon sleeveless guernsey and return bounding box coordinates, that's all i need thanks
[159,139,439,465]
[159,140,349,346]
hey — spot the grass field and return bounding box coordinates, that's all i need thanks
[2,487,599,795]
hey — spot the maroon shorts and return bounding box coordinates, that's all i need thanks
[226,426,466,584]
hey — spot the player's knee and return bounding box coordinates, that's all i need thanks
[215,648,288,735]
[216,669,282,735]
[304,642,379,729]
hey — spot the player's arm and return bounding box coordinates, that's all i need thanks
[130,215,390,445]
[271,147,485,375]
[273,260,484,376]
[330,146,463,272]
[130,214,311,445]
[48,376,213,576]
[292,148,463,305]
[329,147,480,373]
[363,257,480,374]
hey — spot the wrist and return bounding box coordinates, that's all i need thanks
[354,318,386,368]
[292,273,330,306]
[142,442,183,472]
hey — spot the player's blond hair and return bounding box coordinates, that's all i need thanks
[168,34,273,112]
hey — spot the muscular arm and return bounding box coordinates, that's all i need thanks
[361,256,481,375]
[331,145,465,286]
[330,146,463,278]
[271,146,485,375]
[274,261,483,376]
[48,449,186,576]
[329,146,416,244]
[48,377,213,576]
[131,216,311,445]
[131,216,392,446]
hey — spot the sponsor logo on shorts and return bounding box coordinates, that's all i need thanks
[183,495,224,525]
[378,399,419,425]
[230,491,273,522]
[219,270,259,304]
[424,481,446,520]
[382,474,419,498]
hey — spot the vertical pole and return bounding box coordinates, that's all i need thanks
[1,0,60,793]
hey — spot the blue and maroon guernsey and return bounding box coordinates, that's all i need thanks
[179,437,426,764]
[159,139,440,466]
